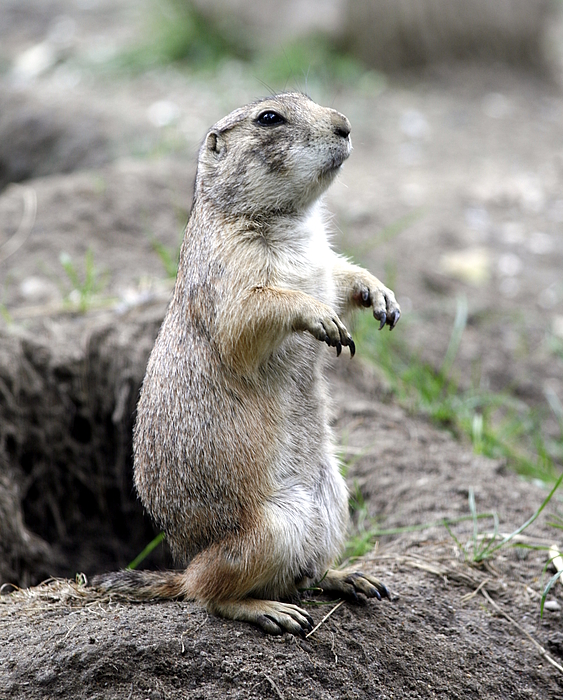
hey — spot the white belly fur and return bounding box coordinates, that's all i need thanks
[259,202,349,593]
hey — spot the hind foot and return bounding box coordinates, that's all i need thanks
[317,569,390,603]
[208,598,314,636]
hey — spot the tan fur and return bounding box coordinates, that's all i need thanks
[91,93,400,635]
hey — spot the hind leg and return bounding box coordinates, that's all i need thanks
[181,530,316,636]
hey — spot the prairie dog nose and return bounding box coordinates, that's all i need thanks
[331,112,351,139]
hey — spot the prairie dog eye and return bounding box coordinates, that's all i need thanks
[256,111,286,126]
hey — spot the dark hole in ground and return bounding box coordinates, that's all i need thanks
[0,313,174,586]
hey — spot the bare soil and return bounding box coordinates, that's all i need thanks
[1,1,563,698]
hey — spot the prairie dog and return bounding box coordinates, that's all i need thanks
[92,93,400,635]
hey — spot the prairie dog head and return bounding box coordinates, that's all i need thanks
[195,93,352,217]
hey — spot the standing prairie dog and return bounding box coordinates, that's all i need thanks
[92,93,400,636]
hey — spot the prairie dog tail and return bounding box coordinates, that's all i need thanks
[89,570,188,600]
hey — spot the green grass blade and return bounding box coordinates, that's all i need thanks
[540,569,563,617]
[487,472,563,557]
[127,532,166,570]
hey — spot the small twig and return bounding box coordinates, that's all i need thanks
[62,622,79,641]
[0,184,37,264]
[460,578,491,604]
[261,673,285,700]
[481,588,563,674]
[180,615,208,653]
[305,600,344,639]
[330,631,338,665]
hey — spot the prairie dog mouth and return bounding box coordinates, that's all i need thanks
[321,148,351,175]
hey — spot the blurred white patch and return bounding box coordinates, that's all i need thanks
[553,315,563,339]
[501,221,526,245]
[11,15,77,83]
[439,247,491,285]
[400,181,425,207]
[499,278,520,298]
[465,207,490,233]
[20,277,58,303]
[114,287,155,314]
[12,43,57,81]
[497,253,523,277]
[147,101,181,128]
[68,289,81,306]
[400,110,430,141]
[527,231,554,255]
[514,173,545,213]
[482,93,513,119]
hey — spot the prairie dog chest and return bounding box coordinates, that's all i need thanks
[269,205,336,306]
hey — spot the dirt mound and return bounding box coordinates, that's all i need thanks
[0,88,111,192]
[1,363,563,699]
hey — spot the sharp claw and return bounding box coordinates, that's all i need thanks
[390,310,401,329]
[379,583,390,599]
[324,335,331,346]
[372,588,382,601]
[361,289,370,307]
[378,312,386,330]
[349,338,356,358]
[336,342,342,357]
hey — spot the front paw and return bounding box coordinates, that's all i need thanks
[294,304,355,357]
[357,283,401,330]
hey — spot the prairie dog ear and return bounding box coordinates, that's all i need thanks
[206,130,223,154]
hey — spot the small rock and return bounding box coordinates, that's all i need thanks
[543,600,561,612]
